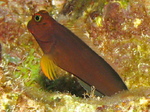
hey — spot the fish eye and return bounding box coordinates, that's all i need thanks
[34,14,42,22]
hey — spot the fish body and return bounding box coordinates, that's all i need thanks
[27,10,127,96]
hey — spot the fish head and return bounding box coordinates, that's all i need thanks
[27,10,56,42]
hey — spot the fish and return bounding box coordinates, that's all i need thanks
[27,10,128,96]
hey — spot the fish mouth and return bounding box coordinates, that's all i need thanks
[27,19,53,43]
[36,38,52,43]
[30,32,53,43]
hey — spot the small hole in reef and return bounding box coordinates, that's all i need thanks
[38,74,86,97]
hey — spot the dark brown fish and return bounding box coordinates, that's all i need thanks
[27,10,127,96]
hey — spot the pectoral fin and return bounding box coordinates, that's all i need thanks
[40,55,58,80]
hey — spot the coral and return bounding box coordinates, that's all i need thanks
[0,0,150,111]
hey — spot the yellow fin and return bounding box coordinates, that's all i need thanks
[40,55,57,80]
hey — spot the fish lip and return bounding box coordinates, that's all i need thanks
[27,20,32,32]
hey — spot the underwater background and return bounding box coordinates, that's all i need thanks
[0,0,149,111]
